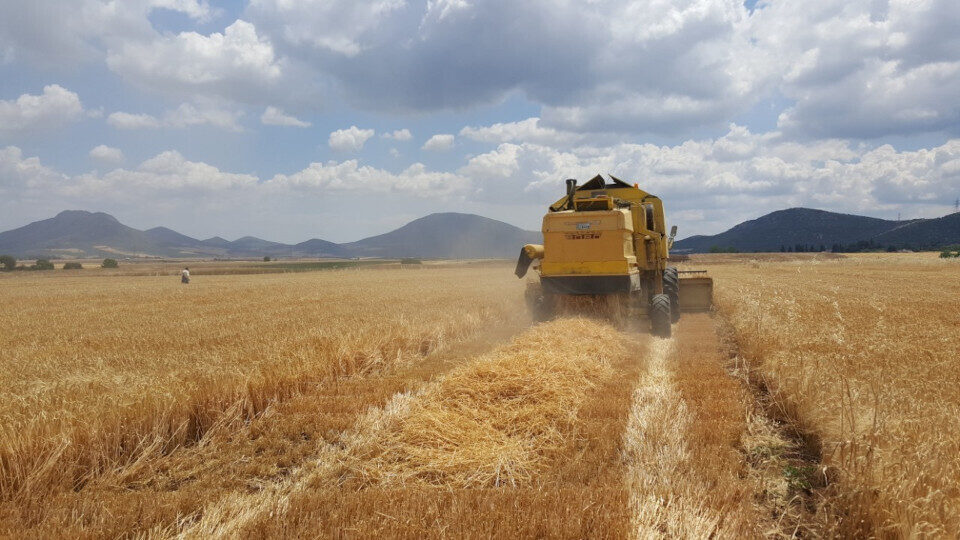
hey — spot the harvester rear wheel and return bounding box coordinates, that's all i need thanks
[663,268,680,323]
[650,293,672,338]
[525,282,555,322]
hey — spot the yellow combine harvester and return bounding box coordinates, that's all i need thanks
[515,174,712,337]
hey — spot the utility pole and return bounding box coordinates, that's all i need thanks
[955,198,959,213]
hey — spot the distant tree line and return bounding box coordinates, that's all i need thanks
[780,244,829,253]
[702,240,960,255]
[0,255,54,270]
[940,245,960,258]
[776,240,952,253]
[0,255,119,271]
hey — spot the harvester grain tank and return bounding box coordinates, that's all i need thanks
[515,174,713,337]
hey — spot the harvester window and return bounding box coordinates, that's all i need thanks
[643,204,655,231]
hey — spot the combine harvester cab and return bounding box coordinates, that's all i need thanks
[515,174,712,337]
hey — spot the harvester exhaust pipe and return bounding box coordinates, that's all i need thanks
[565,178,577,210]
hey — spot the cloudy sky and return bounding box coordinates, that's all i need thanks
[1,0,958,242]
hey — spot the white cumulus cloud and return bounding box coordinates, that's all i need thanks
[328,126,375,152]
[149,0,217,22]
[89,145,124,165]
[105,20,284,103]
[0,85,84,137]
[244,0,764,135]
[237,0,960,139]
[422,133,454,151]
[3,0,959,142]
[460,117,597,147]
[165,103,244,131]
[260,106,310,127]
[267,160,467,196]
[3,0,958,141]
[107,103,244,131]
[0,145,67,193]
[453,121,960,234]
[107,111,162,129]
[382,128,412,140]
[70,150,258,196]
[246,0,406,57]
[751,0,960,138]
[5,125,960,240]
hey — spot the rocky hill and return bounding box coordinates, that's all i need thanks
[342,213,540,258]
[0,210,539,259]
[673,208,957,252]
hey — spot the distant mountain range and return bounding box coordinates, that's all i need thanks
[3,207,958,259]
[674,208,960,252]
[0,210,541,259]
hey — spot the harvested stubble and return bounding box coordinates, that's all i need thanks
[343,317,627,488]
[2,323,525,538]
[0,267,524,517]
[178,317,649,538]
[624,315,764,539]
[709,253,960,537]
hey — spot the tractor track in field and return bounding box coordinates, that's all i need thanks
[624,313,826,538]
[625,316,761,537]
[715,317,829,537]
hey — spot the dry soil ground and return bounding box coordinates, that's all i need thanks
[1,253,957,538]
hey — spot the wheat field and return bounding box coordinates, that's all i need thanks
[1,255,958,537]
[0,268,526,531]
[706,253,960,537]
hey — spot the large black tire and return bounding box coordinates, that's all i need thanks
[650,293,672,338]
[525,283,555,322]
[663,268,680,322]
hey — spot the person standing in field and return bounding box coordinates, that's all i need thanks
[181,267,190,284]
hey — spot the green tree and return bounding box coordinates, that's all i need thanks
[0,255,15,271]
[34,259,54,270]
[102,258,119,268]
[63,262,83,270]
[263,256,271,262]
